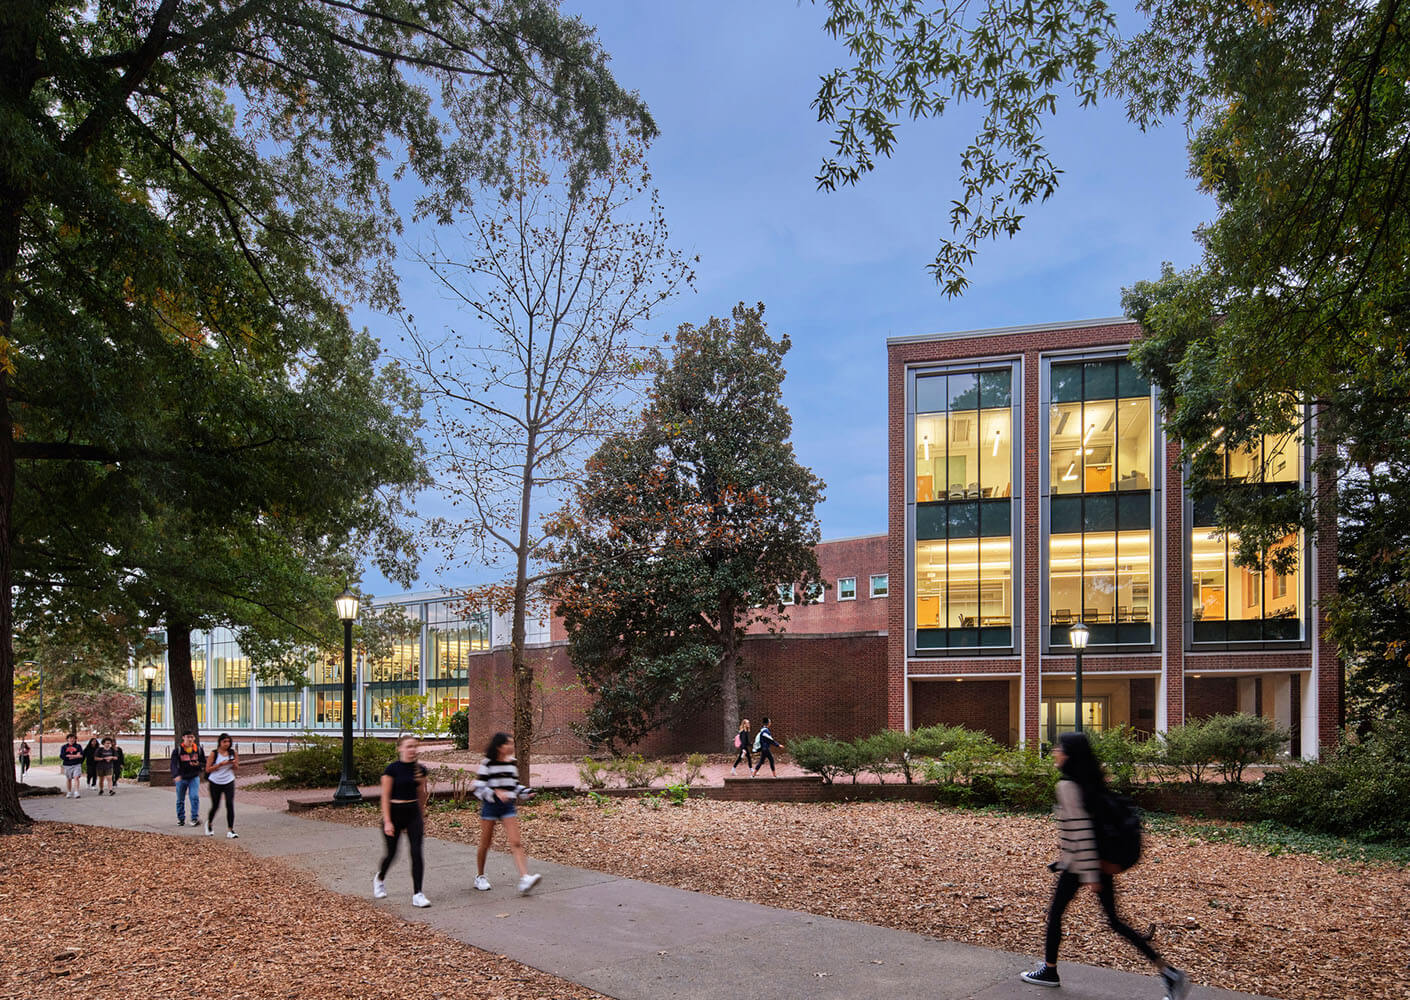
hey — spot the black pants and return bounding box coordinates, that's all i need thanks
[379,802,425,893]
[18,758,28,778]
[1043,869,1161,967]
[207,781,236,829]
[86,765,97,786]
[733,746,752,769]
[754,745,775,774]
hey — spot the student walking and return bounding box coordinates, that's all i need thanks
[1020,731,1189,1000]
[82,737,99,788]
[111,743,125,787]
[95,737,119,795]
[17,740,30,780]
[59,733,85,797]
[204,734,239,838]
[730,719,753,775]
[470,733,541,895]
[750,717,780,777]
[169,731,205,826]
[373,735,430,907]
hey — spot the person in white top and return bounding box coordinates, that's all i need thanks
[204,733,239,838]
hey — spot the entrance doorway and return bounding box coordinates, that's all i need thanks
[1040,696,1108,746]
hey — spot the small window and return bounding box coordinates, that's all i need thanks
[838,577,857,601]
[803,581,824,605]
[777,583,795,605]
[870,574,889,598]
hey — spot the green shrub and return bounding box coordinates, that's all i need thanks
[790,735,852,784]
[681,753,707,786]
[1153,718,1218,783]
[120,754,143,779]
[1203,713,1289,782]
[577,756,609,790]
[1087,725,1148,792]
[447,708,470,751]
[265,736,397,788]
[1253,715,1410,843]
[992,747,1060,811]
[612,752,655,788]
[862,729,912,782]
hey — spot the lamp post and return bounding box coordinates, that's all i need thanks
[1070,620,1090,733]
[138,663,157,782]
[333,588,362,803]
[22,660,40,767]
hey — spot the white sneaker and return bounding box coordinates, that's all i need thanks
[372,876,387,899]
[473,875,491,891]
[516,873,542,895]
[226,830,239,839]
[205,821,214,836]
[411,892,431,908]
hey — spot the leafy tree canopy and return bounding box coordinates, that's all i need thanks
[547,304,825,750]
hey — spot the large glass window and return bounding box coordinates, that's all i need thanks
[259,687,303,729]
[364,605,421,730]
[210,631,251,727]
[1191,428,1304,643]
[427,598,489,721]
[915,367,1014,650]
[1048,360,1153,646]
[137,644,166,726]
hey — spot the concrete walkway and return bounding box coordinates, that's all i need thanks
[19,768,1276,1000]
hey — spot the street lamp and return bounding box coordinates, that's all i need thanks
[1069,620,1090,733]
[138,663,157,782]
[333,588,362,803]
[22,660,40,768]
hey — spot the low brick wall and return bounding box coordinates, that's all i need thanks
[1131,782,1255,820]
[148,752,282,788]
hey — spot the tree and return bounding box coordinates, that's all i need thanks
[0,0,653,832]
[403,133,692,782]
[62,690,143,738]
[548,304,826,750]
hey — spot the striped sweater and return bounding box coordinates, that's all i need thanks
[471,757,525,803]
[1055,779,1100,882]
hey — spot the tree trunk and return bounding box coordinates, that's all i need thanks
[511,431,537,786]
[719,598,741,749]
[166,623,199,742]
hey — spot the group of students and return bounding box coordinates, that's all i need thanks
[372,731,542,908]
[56,734,125,797]
[168,730,241,838]
[729,716,779,776]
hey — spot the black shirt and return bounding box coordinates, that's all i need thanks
[59,741,84,766]
[383,760,428,801]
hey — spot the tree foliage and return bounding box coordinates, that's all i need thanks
[547,304,825,750]
[0,0,652,831]
[62,690,143,738]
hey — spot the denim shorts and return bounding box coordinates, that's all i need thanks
[480,796,517,821]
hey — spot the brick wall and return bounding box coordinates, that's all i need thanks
[1130,677,1157,736]
[1186,676,1239,719]
[911,679,1012,745]
[747,534,888,636]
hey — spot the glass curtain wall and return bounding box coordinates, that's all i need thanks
[1191,432,1303,642]
[138,640,166,726]
[915,369,1015,649]
[427,598,490,721]
[1048,359,1154,646]
[364,606,421,730]
[310,650,352,728]
[210,630,252,728]
[258,653,307,729]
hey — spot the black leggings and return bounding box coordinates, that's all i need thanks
[733,746,752,768]
[379,802,425,893]
[208,781,236,829]
[754,745,775,774]
[1044,870,1161,967]
[19,758,29,778]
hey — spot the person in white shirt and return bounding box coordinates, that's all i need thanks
[204,733,239,838]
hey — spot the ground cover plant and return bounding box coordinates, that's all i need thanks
[0,823,602,1000]
[262,736,397,788]
[301,796,1408,1000]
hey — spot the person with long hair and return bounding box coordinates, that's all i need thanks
[82,737,99,788]
[204,734,239,838]
[1021,731,1188,999]
[730,718,753,775]
[470,732,541,895]
[17,740,30,781]
[94,737,118,795]
[373,735,430,907]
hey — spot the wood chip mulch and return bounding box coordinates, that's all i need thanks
[0,822,604,1000]
[303,797,1409,1000]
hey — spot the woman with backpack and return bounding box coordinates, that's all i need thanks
[750,717,779,777]
[730,718,753,775]
[1021,731,1188,999]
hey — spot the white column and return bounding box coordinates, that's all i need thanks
[1299,670,1319,760]
[1237,676,1258,715]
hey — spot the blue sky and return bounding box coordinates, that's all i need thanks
[361,1,1213,595]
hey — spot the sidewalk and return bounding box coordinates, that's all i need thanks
[19,768,1276,1000]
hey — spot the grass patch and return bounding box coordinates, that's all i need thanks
[1144,811,1410,867]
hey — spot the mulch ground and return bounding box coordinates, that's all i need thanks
[0,822,603,1000]
[303,796,1408,1000]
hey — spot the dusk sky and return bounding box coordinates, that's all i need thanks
[362,1,1214,596]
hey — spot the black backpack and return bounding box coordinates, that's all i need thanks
[1092,791,1143,874]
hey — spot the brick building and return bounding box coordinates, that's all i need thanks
[889,317,1339,756]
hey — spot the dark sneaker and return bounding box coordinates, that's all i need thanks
[1162,968,1189,1000]
[1021,964,1061,987]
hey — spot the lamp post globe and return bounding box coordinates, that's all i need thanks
[1069,621,1090,733]
[138,663,157,782]
[333,589,363,803]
